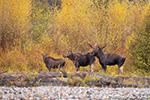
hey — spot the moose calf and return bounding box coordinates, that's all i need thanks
[63,49,95,71]
[89,44,126,74]
[41,53,65,72]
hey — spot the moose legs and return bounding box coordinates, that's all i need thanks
[75,64,94,72]
[47,67,51,72]
[118,60,125,74]
[101,64,107,73]
[89,64,94,72]
[102,65,123,74]
[75,62,80,71]
[76,67,80,71]
[118,66,123,74]
[59,62,66,71]
[101,65,123,74]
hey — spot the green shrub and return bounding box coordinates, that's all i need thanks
[129,15,150,75]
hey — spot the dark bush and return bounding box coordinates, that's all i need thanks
[129,15,150,75]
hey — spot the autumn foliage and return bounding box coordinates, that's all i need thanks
[0,0,150,75]
[129,15,150,75]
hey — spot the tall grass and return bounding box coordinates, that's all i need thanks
[0,0,150,74]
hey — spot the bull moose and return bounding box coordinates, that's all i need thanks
[63,49,95,71]
[89,44,126,74]
[41,53,65,72]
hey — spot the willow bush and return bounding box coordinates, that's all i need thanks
[0,0,150,74]
[129,15,150,75]
[0,0,31,51]
[0,0,32,73]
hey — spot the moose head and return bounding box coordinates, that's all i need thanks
[41,53,48,61]
[63,49,95,72]
[63,49,75,61]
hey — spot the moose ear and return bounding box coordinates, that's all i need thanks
[41,53,48,57]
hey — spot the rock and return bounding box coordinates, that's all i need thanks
[0,86,149,99]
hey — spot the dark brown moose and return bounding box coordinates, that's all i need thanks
[63,49,95,72]
[89,44,126,74]
[41,53,65,72]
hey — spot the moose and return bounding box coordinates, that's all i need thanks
[63,49,95,72]
[41,53,66,72]
[89,43,126,74]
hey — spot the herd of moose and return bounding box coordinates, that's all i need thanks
[41,43,126,74]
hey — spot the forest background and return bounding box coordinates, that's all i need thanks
[0,0,150,76]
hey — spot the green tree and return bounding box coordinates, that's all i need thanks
[129,15,150,75]
[31,0,51,43]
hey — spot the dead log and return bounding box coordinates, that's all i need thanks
[0,71,68,87]
[0,70,8,74]
[0,71,149,87]
[86,70,118,82]
[116,76,150,85]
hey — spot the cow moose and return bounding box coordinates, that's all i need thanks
[89,44,126,74]
[41,53,65,72]
[63,49,95,72]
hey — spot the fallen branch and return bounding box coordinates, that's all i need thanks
[0,70,8,74]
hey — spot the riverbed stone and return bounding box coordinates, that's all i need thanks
[0,86,149,99]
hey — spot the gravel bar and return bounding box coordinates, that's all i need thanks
[0,86,150,100]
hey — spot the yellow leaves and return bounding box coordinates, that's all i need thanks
[1,0,31,32]
[57,1,92,29]
[108,1,128,24]
[0,0,150,73]
[51,0,150,54]
[0,0,32,54]
[0,0,31,41]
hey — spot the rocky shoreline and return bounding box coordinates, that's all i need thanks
[0,71,149,88]
[0,86,150,99]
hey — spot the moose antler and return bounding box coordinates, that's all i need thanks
[88,42,107,50]
[101,43,107,49]
[88,43,94,48]
[88,42,98,49]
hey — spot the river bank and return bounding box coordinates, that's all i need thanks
[0,86,150,99]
